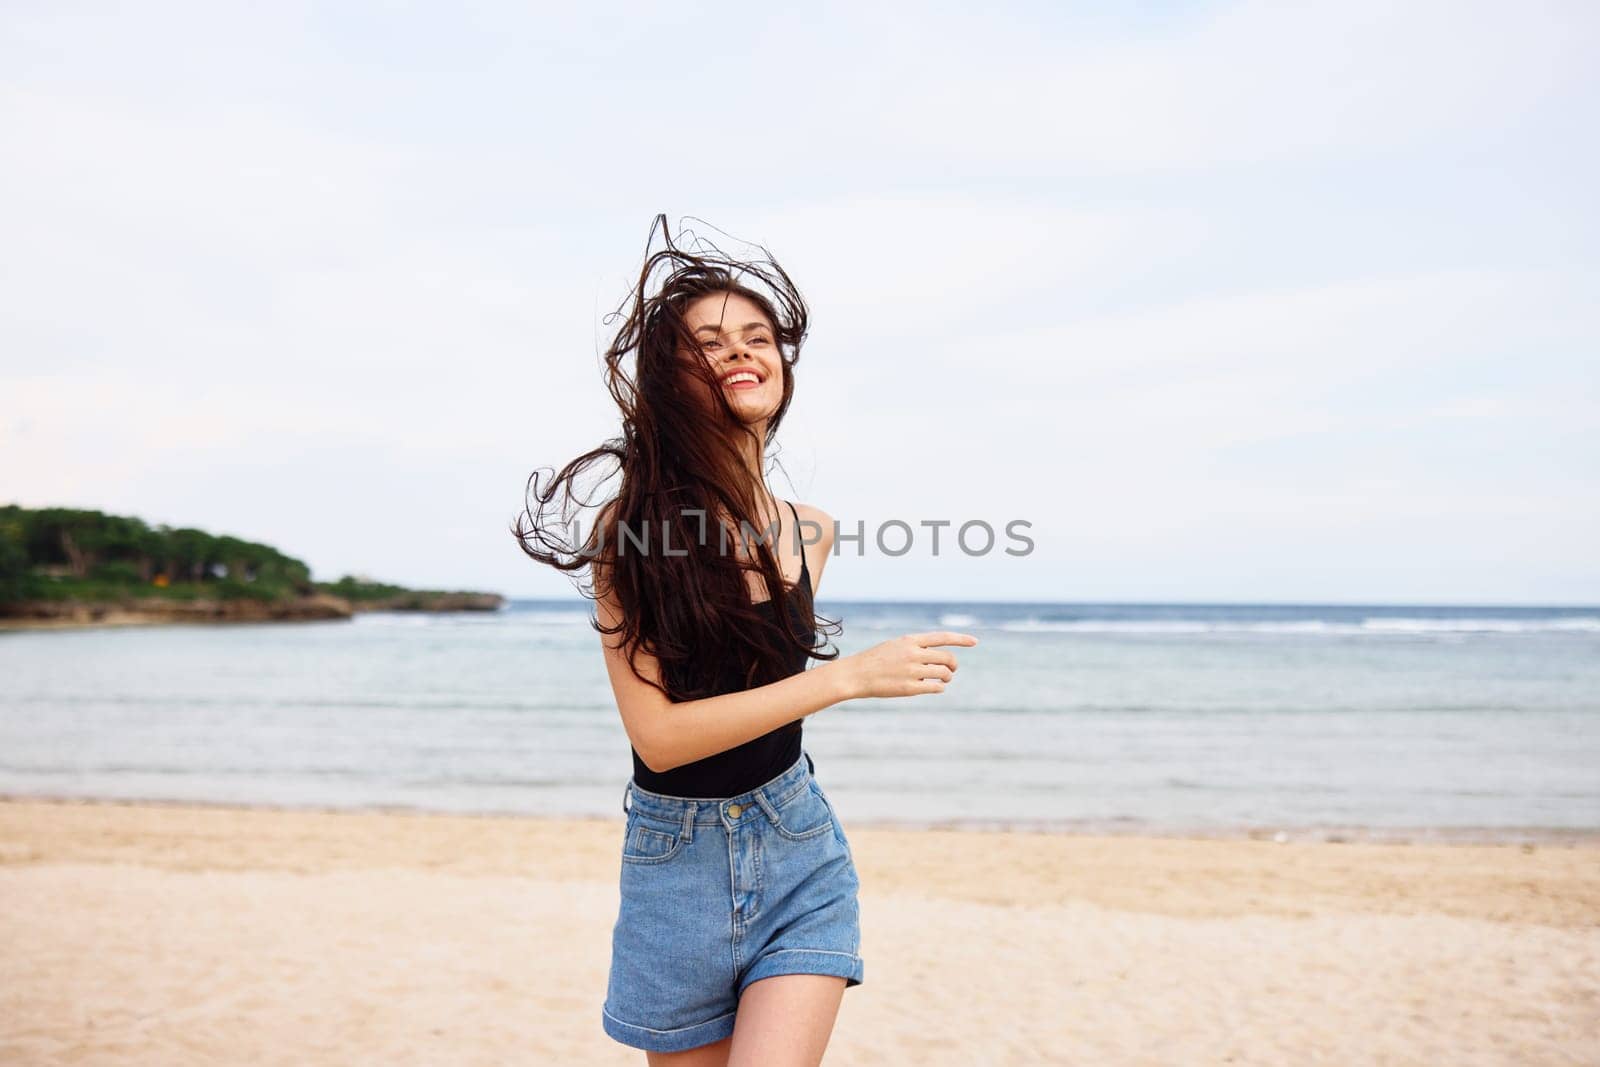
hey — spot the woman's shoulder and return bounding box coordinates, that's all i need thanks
[788,502,834,543]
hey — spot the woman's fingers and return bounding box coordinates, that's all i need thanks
[912,631,979,648]
[841,631,976,701]
[907,634,973,675]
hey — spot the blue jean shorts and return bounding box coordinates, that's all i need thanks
[601,748,865,1052]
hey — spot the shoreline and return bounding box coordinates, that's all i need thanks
[0,615,360,632]
[0,593,504,632]
[0,607,502,632]
[5,791,1598,849]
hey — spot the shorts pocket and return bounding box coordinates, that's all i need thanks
[810,782,851,850]
[621,812,687,864]
[772,780,834,841]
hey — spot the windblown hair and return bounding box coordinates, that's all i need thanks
[511,214,840,701]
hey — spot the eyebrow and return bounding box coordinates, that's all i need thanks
[693,321,772,336]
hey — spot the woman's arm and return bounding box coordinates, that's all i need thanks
[595,570,858,773]
[594,500,973,773]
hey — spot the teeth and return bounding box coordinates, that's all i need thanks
[724,373,759,385]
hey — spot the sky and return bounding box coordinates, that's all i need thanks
[1,1,1596,605]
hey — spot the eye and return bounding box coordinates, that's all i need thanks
[700,339,722,350]
[750,337,770,345]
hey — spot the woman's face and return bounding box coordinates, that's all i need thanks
[679,291,782,424]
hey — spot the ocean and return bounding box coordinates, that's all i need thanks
[3,599,1597,843]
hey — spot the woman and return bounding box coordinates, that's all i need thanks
[514,215,977,1064]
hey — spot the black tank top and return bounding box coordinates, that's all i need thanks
[627,500,815,798]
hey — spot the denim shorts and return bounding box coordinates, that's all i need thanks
[601,748,865,1053]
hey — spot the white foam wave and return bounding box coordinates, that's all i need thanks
[997,617,1600,635]
[1359,616,1600,634]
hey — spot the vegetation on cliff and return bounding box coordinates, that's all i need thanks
[0,505,502,617]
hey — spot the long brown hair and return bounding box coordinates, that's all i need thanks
[512,214,840,701]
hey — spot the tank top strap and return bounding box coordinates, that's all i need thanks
[786,500,809,581]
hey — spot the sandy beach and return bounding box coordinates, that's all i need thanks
[1,797,1596,1066]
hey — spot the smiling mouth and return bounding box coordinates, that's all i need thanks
[722,374,762,389]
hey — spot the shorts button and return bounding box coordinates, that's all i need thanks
[727,803,743,818]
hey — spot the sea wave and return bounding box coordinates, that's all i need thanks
[996,617,1600,635]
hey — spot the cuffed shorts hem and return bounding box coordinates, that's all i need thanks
[738,948,865,997]
[601,1004,737,1053]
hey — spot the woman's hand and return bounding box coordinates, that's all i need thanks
[834,631,979,700]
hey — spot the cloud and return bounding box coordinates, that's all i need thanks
[1,1,1595,601]
[784,0,1595,173]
